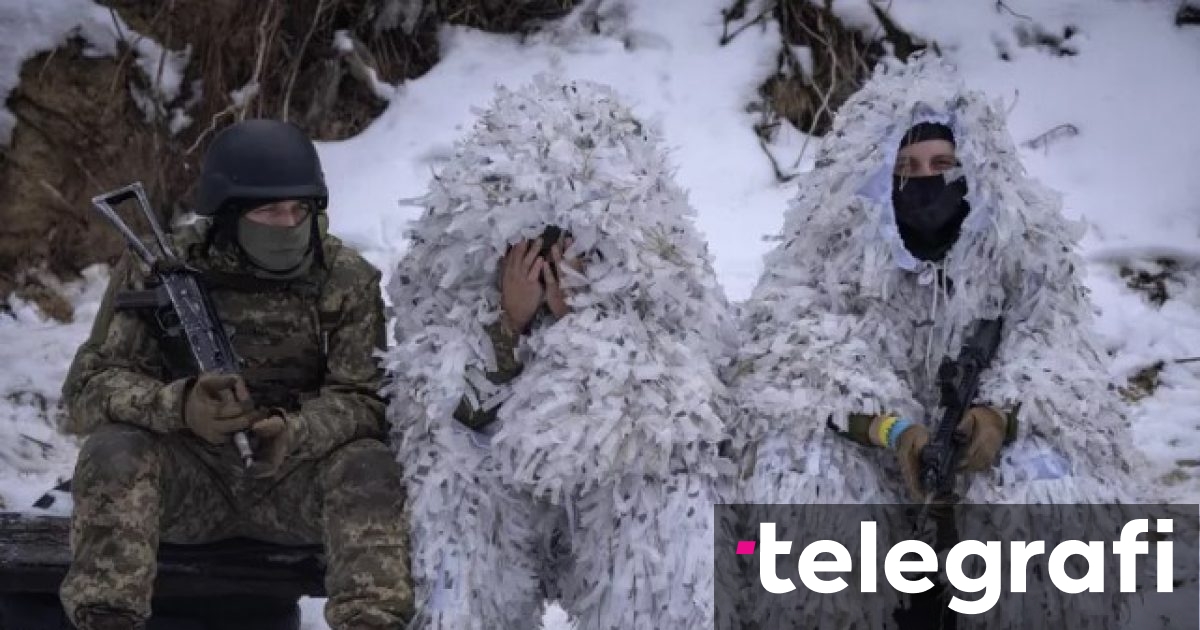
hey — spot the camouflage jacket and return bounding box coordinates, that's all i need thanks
[61,223,388,460]
[452,318,524,430]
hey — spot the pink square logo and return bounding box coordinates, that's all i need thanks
[736,540,756,555]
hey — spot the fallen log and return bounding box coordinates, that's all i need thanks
[0,512,325,629]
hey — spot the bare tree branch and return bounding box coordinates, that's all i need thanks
[282,0,330,122]
[1021,123,1079,151]
[756,130,796,183]
[995,1,1033,21]
[242,0,282,121]
[793,37,838,169]
[184,102,241,155]
[720,0,776,46]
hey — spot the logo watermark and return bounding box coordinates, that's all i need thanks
[715,504,1198,630]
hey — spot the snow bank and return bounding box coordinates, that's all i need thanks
[0,266,108,510]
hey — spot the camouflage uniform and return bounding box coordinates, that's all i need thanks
[452,320,524,431]
[58,224,413,629]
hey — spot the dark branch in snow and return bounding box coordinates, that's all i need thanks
[754,128,798,183]
[1021,123,1079,151]
[995,1,1033,22]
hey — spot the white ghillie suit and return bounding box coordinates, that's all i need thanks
[733,56,1154,629]
[384,75,741,630]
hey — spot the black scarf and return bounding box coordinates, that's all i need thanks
[892,174,970,262]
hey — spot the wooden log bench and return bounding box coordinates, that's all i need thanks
[0,512,326,630]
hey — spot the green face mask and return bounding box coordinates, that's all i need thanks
[236,215,314,278]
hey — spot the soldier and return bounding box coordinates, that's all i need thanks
[733,55,1150,629]
[57,119,413,630]
[386,76,740,630]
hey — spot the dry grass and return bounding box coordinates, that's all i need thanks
[0,36,163,315]
[107,0,440,145]
[1119,361,1165,403]
[1118,258,1179,307]
[435,0,577,33]
[724,0,928,180]
[1,0,578,305]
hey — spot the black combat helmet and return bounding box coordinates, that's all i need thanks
[195,119,329,216]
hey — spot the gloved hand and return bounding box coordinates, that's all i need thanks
[247,411,300,478]
[894,423,931,501]
[956,406,1007,471]
[184,373,260,445]
[892,406,1007,500]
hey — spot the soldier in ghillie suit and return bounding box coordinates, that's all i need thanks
[385,76,741,630]
[57,120,413,630]
[732,55,1152,629]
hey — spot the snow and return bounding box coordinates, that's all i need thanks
[229,81,261,108]
[0,0,1198,628]
[319,0,786,300]
[831,0,1200,256]
[0,266,105,511]
[788,44,815,78]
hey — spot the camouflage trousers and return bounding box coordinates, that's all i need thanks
[59,422,412,629]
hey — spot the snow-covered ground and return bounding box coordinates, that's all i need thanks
[1,0,1199,628]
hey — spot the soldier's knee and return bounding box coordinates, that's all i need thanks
[321,439,404,502]
[74,423,165,489]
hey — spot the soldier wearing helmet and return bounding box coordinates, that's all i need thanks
[57,120,413,630]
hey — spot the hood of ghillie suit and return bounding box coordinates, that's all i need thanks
[735,54,1149,505]
[385,75,739,504]
[759,53,1061,321]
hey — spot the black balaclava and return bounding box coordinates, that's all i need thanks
[892,122,971,262]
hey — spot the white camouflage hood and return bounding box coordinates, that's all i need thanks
[384,75,738,504]
[739,54,1144,480]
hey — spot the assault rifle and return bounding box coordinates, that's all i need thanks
[90,182,255,468]
[912,317,1005,535]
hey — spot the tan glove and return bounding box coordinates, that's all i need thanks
[184,373,259,445]
[895,423,931,501]
[956,406,1007,472]
[247,411,299,478]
